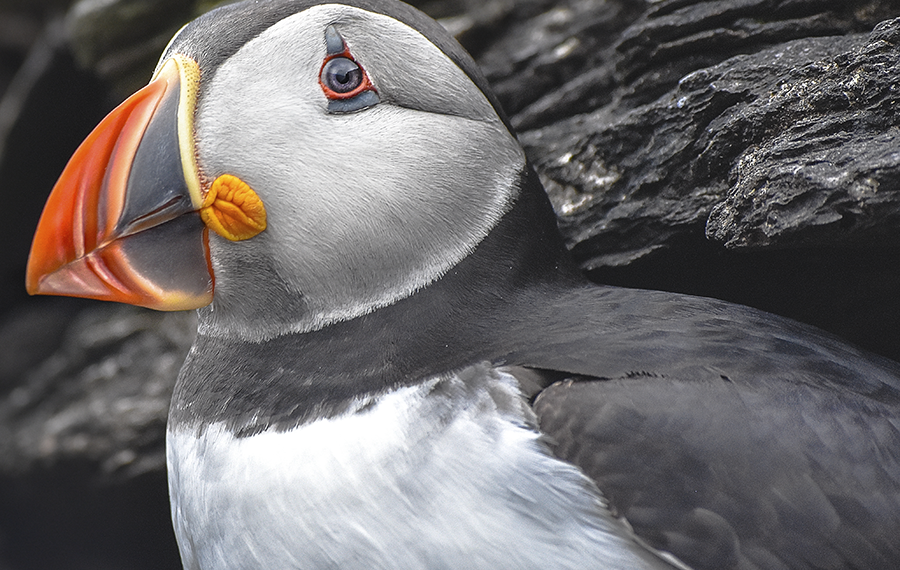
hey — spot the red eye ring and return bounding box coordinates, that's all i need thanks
[319,48,376,101]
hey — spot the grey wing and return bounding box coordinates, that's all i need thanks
[531,372,900,570]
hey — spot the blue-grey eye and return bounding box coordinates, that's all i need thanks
[321,57,362,94]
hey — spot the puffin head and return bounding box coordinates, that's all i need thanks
[26,0,528,341]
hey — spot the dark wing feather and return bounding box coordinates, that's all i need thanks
[533,374,900,570]
[502,285,900,570]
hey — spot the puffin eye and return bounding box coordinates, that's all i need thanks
[321,57,362,94]
[320,25,379,114]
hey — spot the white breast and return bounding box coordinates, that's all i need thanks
[167,365,683,570]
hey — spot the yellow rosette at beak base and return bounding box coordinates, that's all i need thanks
[200,174,267,241]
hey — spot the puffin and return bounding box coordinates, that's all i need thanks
[25,0,900,569]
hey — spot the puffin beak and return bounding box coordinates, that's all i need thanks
[26,56,213,311]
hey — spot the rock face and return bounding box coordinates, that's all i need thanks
[0,302,192,570]
[524,16,900,257]
[1,0,900,568]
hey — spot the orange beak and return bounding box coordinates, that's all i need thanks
[26,56,213,311]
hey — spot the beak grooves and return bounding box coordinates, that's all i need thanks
[26,55,214,311]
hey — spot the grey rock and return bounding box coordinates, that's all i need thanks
[516,6,900,268]
[707,19,900,249]
[0,304,193,479]
[0,302,192,570]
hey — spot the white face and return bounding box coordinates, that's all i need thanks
[191,4,524,341]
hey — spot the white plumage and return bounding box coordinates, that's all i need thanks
[168,365,681,569]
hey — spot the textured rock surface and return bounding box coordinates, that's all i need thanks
[1,0,900,568]
[0,305,193,478]
[0,302,192,570]
[523,20,900,264]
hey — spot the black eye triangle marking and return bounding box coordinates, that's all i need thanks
[320,25,379,113]
[325,25,345,56]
